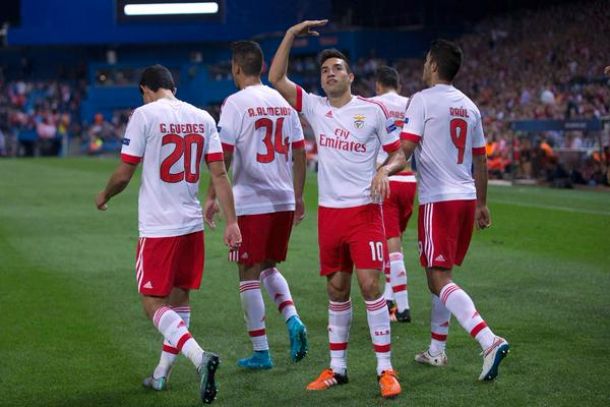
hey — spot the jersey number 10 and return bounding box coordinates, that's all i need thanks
[255,117,289,163]
[160,133,204,183]
[449,118,468,164]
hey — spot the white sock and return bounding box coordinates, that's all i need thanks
[389,252,409,312]
[152,306,203,368]
[440,283,496,350]
[429,295,450,354]
[365,296,393,375]
[383,274,393,302]
[328,299,352,375]
[260,267,298,322]
[154,305,191,378]
[240,280,268,351]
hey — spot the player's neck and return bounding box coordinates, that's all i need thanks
[429,78,452,87]
[239,76,262,89]
[151,89,177,102]
[327,91,352,108]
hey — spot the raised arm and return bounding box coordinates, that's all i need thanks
[268,20,328,108]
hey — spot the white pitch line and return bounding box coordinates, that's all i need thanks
[491,199,610,217]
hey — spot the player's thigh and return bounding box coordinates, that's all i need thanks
[136,236,179,297]
[318,206,353,275]
[454,200,476,266]
[348,204,386,272]
[173,231,205,290]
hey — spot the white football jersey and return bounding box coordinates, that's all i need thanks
[401,84,486,204]
[121,98,223,237]
[218,84,304,216]
[370,92,411,178]
[296,86,401,208]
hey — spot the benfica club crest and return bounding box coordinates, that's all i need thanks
[354,114,366,129]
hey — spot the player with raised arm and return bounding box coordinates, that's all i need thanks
[204,41,308,370]
[269,20,407,398]
[400,40,509,380]
[371,66,416,323]
[95,65,242,404]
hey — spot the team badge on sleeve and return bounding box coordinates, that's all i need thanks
[354,114,366,129]
[122,138,131,146]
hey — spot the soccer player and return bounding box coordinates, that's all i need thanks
[371,66,416,323]
[269,20,406,398]
[95,65,242,404]
[400,40,510,380]
[204,41,308,369]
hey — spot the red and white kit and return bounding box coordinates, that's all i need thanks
[219,84,304,265]
[121,98,223,295]
[295,86,401,273]
[401,84,486,268]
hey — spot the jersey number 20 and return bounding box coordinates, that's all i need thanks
[160,133,204,183]
[255,117,289,163]
[449,118,468,164]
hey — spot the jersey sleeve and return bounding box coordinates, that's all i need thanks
[289,110,305,150]
[120,109,147,164]
[295,86,317,122]
[472,110,486,156]
[375,104,400,153]
[217,98,240,154]
[400,92,425,144]
[204,115,224,163]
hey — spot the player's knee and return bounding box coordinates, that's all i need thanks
[359,279,381,301]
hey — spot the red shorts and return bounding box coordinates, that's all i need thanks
[135,231,204,297]
[418,200,476,269]
[318,204,386,275]
[382,172,417,238]
[231,211,294,266]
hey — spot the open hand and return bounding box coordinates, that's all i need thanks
[288,20,328,37]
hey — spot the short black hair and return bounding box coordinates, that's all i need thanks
[375,66,400,89]
[139,64,176,92]
[429,39,463,82]
[318,49,352,73]
[231,40,264,76]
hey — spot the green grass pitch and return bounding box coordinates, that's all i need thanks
[1,158,609,406]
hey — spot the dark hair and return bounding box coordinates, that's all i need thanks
[428,39,463,82]
[231,40,264,76]
[139,64,176,93]
[318,48,352,73]
[375,66,400,89]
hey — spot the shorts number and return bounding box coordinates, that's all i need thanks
[160,133,204,183]
[255,117,289,163]
[369,241,384,262]
[449,118,468,164]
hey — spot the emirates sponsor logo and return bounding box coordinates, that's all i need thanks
[319,134,366,153]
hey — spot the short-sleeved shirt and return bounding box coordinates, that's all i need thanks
[370,92,409,166]
[121,98,223,238]
[400,84,486,204]
[218,84,304,216]
[295,86,401,208]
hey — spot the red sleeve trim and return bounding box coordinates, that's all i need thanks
[295,86,303,113]
[221,142,234,153]
[382,139,401,153]
[472,146,486,156]
[121,153,142,164]
[205,152,225,163]
[400,132,421,143]
[292,140,305,149]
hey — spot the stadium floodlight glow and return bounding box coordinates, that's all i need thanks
[124,2,219,16]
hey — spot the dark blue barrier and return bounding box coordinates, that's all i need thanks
[510,119,602,132]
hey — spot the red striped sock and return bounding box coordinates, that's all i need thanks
[260,267,298,322]
[365,296,392,375]
[240,280,268,351]
[439,283,495,350]
[328,299,352,375]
